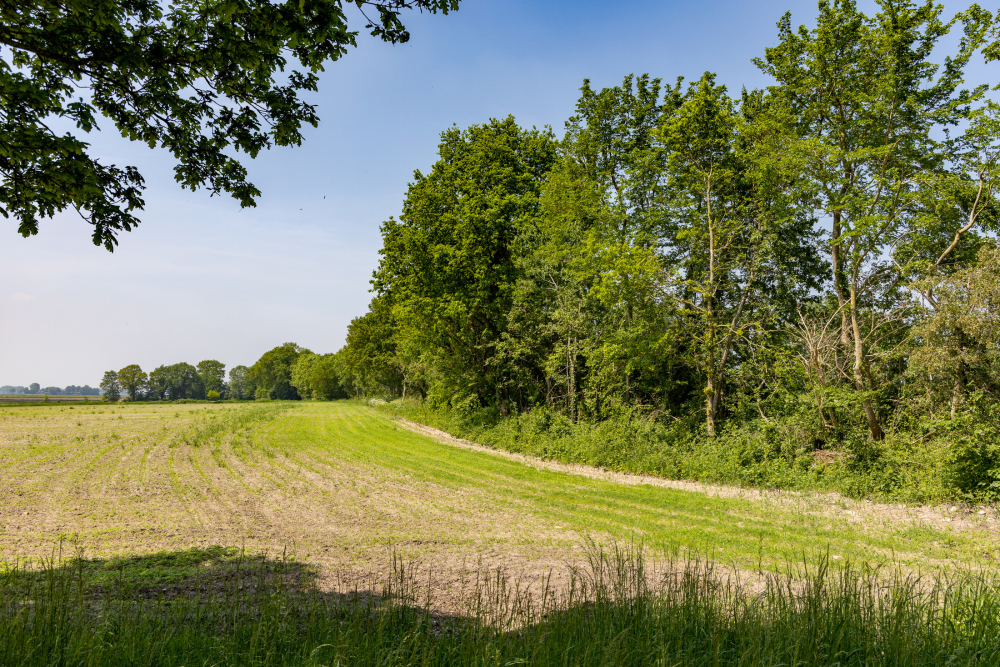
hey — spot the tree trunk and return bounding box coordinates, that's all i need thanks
[705,377,717,437]
[831,212,852,380]
[568,336,577,423]
[850,288,883,440]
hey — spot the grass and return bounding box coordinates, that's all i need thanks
[2,400,998,582]
[2,545,999,667]
[4,400,1000,664]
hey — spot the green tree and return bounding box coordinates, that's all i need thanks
[1,0,459,249]
[506,160,604,418]
[117,364,148,401]
[28,382,40,394]
[148,362,203,400]
[291,352,349,400]
[228,365,253,400]
[341,296,403,398]
[910,244,1000,416]
[100,371,120,402]
[196,360,226,395]
[374,117,557,409]
[249,343,308,399]
[657,75,824,436]
[754,0,990,439]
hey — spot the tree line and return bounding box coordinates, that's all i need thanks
[0,384,100,395]
[336,0,1000,454]
[97,343,358,402]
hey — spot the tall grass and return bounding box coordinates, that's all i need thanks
[2,546,999,666]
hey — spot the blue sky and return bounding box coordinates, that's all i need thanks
[0,0,990,386]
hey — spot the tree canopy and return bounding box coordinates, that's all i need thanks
[342,0,1000,461]
[1,0,459,249]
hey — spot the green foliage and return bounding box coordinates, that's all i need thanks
[227,365,253,400]
[1,0,460,249]
[148,362,204,400]
[249,342,308,400]
[343,2,1000,500]
[197,360,226,396]
[340,295,404,398]
[99,370,120,402]
[206,389,220,401]
[117,364,147,401]
[290,351,350,400]
[754,0,993,439]
[374,117,557,407]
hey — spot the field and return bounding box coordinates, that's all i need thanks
[3,400,998,587]
[0,394,100,404]
[4,400,1000,666]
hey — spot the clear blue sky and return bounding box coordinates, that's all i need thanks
[0,0,989,387]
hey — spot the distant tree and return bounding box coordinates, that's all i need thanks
[29,383,40,393]
[148,363,204,400]
[118,364,148,401]
[249,343,309,400]
[81,385,100,396]
[341,297,404,398]
[41,386,63,395]
[196,360,226,395]
[2,0,461,250]
[228,365,253,400]
[100,371,120,402]
[291,352,350,400]
[206,390,220,401]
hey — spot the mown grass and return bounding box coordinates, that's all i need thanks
[261,402,998,571]
[2,545,1000,667]
[373,400,999,504]
[5,401,1000,665]
[2,400,997,574]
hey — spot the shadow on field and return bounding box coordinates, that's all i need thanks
[3,544,1000,666]
[0,544,391,608]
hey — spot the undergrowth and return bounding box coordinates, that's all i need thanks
[376,400,1000,504]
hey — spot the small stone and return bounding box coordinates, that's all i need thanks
[979,510,987,515]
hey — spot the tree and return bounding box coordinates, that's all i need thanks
[657,76,823,436]
[754,0,990,439]
[1,0,460,250]
[196,360,226,395]
[374,117,557,408]
[148,362,203,400]
[228,365,253,400]
[249,343,308,399]
[550,74,687,419]
[910,243,1000,415]
[28,382,40,393]
[100,371,120,402]
[341,296,403,398]
[291,352,349,400]
[118,364,148,401]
